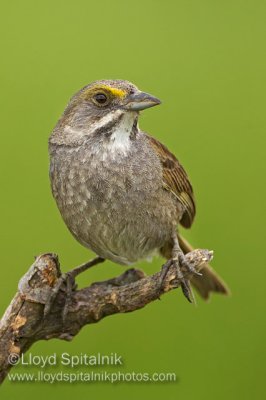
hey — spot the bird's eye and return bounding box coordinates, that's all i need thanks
[93,93,108,105]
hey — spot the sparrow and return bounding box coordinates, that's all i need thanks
[49,79,229,301]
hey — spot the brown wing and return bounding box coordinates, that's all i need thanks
[146,134,196,228]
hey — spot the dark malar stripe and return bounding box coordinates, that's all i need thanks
[93,113,124,137]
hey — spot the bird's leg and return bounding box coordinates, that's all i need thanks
[64,257,105,280]
[43,257,105,321]
[160,232,201,302]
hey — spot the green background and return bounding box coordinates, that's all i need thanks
[1,0,265,398]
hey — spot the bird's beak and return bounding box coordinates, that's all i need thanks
[123,91,161,111]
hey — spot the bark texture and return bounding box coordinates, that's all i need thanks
[0,249,213,383]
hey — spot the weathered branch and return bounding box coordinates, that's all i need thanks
[0,249,212,383]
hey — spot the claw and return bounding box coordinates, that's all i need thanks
[43,272,76,322]
[178,251,202,277]
[180,280,194,303]
[42,257,105,323]
[159,251,199,303]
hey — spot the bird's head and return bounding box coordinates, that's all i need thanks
[72,79,160,114]
[50,80,161,147]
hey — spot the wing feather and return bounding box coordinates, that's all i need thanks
[146,135,196,228]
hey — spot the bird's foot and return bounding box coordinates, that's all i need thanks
[43,257,105,325]
[160,252,202,303]
[43,271,77,324]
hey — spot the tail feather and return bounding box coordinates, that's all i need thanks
[178,234,230,300]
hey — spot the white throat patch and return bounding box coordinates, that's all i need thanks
[97,111,137,160]
[108,112,136,153]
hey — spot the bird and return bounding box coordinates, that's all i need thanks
[49,79,229,301]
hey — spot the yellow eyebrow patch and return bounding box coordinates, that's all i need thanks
[101,85,127,98]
